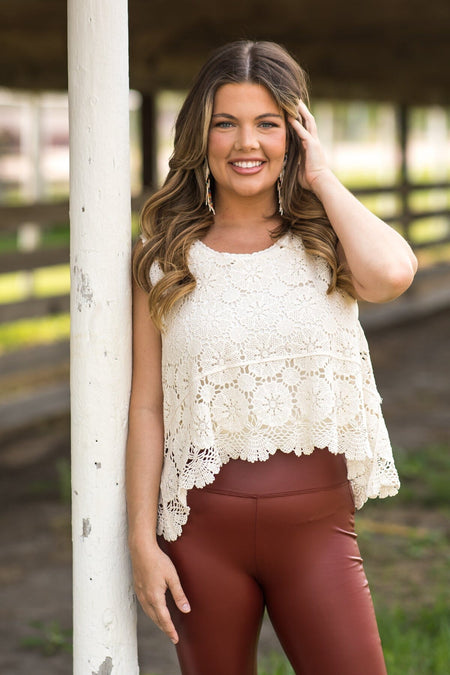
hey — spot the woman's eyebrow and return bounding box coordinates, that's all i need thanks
[255,113,283,120]
[211,112,283,119]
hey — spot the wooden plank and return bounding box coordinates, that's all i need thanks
[0,382,70,434]
[0,195,147,234]
[0,340,69,377]
[414,236,450,250]
[0,246,69,273]
[360,263,450,331]
[0,294,70,322]
[352,182,450,196]
[361,282,450,332]
[406,209,450,221]
[384,211,450,226]
[0,201,69,233]
[0,423,69,467]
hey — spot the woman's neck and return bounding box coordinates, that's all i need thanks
[212,191,280,236]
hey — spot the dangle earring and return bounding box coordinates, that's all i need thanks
[277,154,287,216]
[277,173,284,216]
[204,159,215,215]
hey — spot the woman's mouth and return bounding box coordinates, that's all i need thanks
[230,160,265,174]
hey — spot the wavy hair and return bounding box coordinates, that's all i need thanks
[134,40,355,330]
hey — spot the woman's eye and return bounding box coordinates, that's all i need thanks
[213,120,279,129]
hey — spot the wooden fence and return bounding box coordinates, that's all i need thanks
[353,181,450,249]
[0,185,449,438]
[0,197,145,440]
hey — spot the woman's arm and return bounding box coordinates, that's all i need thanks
[126,278,190,644]
[289,101,418,303]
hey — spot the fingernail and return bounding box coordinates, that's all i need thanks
[182,603,191,612]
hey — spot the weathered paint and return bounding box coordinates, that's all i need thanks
[73,265,94,311]
[92,656,113,675]
[82,518,92,538]
[68,1,138,673]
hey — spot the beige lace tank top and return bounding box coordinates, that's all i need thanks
[148,230,400,541]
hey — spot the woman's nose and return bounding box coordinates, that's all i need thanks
[234,126,260,151]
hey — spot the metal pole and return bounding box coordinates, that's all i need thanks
[68,1,138,673]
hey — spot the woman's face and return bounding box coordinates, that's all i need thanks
[207,82,287,206]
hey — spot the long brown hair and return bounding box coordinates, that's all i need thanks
[134,40,354,330]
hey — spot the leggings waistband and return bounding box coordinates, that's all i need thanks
[204,448,348,497]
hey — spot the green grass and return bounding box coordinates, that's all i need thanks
[380,602,450,675]
[410,217,450,245]
[256,602,450,674]
[0,314,70,353]
[0,265,70,304]
[0,262,71,354]
[0,222,69,254]
[393,444,450,507]
[21,620,72,656]
[258,653,294,675]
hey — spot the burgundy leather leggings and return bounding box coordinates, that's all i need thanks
[159,449,387,675]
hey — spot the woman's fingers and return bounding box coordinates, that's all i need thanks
[152,600,180,644]
[298,100,318,136]
[167,571,191,614]
[288,115,313,157]
[288,102,330,191]
[288,100,318,140]
[138,587,180,644]
[132,550,190,645]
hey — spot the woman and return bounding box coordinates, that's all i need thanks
[126,40,417,675]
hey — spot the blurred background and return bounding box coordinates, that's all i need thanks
[0,2,449,674]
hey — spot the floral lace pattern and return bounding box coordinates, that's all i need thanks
[151,231,400,541]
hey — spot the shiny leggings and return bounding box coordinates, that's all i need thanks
[159,449,387,675]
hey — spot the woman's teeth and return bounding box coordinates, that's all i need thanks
[232,161,263,168]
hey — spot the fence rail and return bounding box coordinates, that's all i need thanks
[1,247,69,274]
[352,181,450,242]
[0,294,70,323]
[0,201,70,233]
[0,195,146,233]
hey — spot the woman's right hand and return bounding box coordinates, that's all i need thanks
[130,540,191,644]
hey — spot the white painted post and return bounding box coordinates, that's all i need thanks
[68,1,138,674]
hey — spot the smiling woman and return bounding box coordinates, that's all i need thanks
[207,83,287,209]
[127,40,417,675]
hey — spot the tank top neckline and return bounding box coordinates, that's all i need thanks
[193,231,291,258]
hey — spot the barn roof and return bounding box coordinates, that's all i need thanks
[1,1,449,103]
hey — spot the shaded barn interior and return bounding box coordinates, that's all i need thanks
[1,0,449,103]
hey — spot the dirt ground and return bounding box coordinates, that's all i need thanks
[0,308,449,675]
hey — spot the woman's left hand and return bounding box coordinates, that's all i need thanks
[288,101,331,192]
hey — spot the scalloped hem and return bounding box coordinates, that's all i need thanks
[157,444,400,541]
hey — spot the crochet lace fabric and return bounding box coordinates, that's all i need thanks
[150,231,400,541]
